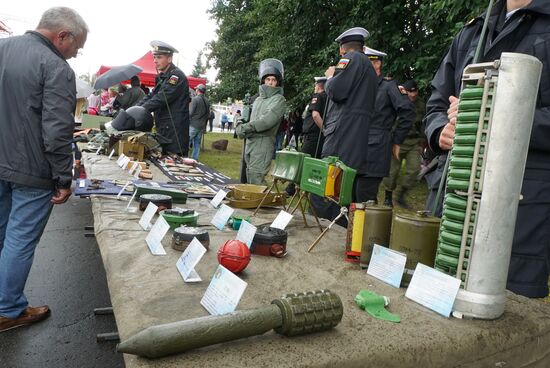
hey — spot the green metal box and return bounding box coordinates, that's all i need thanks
[271,150,310,183]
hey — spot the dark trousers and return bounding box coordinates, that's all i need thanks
[301,133,324,159]
[507,173,550,298]
[353,176,382,203]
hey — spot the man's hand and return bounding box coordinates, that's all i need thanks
[51,187,72,204]
[325,66,336,78]
[392,144,400,160]
[439,96,459,151]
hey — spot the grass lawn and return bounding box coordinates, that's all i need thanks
[199,132,430,213]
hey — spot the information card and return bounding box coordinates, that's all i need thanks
[108,149,115,160]
[116,154,127,167]
[367,244,407,288]
[145,216,169,255]
[139,202,158,230]
[210,190,228,208]
[176,238,207,282]
[270,210,293,230]
[235,220,257,248]
[211,204,234,230]
[200,265,248,315]
[405,263,461,317]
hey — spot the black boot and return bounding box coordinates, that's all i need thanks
[383,190,393,207]
[397,188,411,209]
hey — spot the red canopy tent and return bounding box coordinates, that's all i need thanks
[96,51,206,89]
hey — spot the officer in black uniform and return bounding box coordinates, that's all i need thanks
[138,40,190,156]
[424,0,550,298]
[322,27,378,203]
[363,47,415,203]
[301,77,327,158]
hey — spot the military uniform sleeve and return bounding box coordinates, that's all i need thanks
[325,54,366,103]
[425,31,463,154]
[42,64,76,188]
[248,95,287,133]
[388,82,416,144]
[139,71,189,112]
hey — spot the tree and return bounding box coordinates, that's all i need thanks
[191,51,207,78]
[208,0,488,108]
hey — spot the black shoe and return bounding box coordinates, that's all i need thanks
[285,183,296,196]
[383,190,393,207]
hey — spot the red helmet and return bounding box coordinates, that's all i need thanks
[217,240,251,273]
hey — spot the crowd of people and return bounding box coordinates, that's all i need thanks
[0,0,549,336]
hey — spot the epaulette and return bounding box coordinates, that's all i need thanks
[465,16,482,27]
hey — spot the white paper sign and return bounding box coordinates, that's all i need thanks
[139,202,158,230]
[120,157,131,170]
[117,181,131,199]
[126,190,137,208]
[200,265,248,315]
[128,162,139,175]
[108,149,115,160]
[211,204,234,230]
[367,244,407,288]
[95,146,102,155]
[176,238,207,282]
[210,190,228,208]
[405,263,461,317]
[79,179,86,188]
[133,165,142,179]
[145,216,169,255]
[271,210,293,230]
[116,154,127,167]
[235,220,257,248]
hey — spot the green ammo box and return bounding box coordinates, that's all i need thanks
[272,150,310,183]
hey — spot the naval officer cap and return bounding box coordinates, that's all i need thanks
[314,76,327,84]
[335,27,370,44]
[150,40,179,56]
[364,46,387,61]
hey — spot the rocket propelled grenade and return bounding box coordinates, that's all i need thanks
[117,290,343,358]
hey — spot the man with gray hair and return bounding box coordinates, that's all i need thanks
[0,7,88,332]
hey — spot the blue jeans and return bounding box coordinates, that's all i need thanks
[0,180,54,318]
[189,126,203,161]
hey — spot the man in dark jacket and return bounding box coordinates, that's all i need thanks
[363,47,415,203]
[301,77,328,159]
[138,41,190,156]
[0,7,88,332]
[189,84,211,160]
[322,27,378,202]
[425,0,550,298]
[114,75,145,110]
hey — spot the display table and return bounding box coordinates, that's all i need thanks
[82,153,550,368]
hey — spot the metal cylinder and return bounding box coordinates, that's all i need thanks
[116,290,343,358]
[454,53,542,319]
[358,205,393,268]
[389,212,440,284]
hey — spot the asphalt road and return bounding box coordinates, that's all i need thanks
[0,196,124,368]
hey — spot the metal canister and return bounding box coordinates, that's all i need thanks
[358,204,393,268]
[389,211,440,285]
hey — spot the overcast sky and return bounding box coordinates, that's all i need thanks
[1,1,218,82]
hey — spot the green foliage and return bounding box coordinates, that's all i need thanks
[207,0,488,108]
[191,51,208,78]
